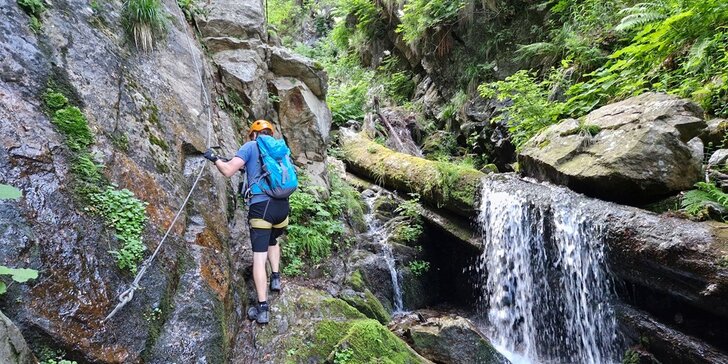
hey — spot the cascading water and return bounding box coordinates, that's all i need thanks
[363,191,405,313]
[476,179,621,364]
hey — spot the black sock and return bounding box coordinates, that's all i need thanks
[271,272,280,279]
[258,301,269,311]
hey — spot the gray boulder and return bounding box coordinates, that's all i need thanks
[0,311,34,364]
[700,118,728,147]
[272,77,331,163]
[269,46,328,98]
[708,149,728,167]
[198,0,266,40]
[406,315,509,364]
[520,93,706,203]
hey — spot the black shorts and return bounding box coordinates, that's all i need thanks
[248,199,290,253]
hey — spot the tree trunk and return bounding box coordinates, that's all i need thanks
[340,130,483,218]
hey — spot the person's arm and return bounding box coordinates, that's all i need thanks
[203,149,245,177]
[215,156,245,177]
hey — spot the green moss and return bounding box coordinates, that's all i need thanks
[307,319,422,363]
[340,289,391,324]
[321,298,367,320]
[51,106,94,151]
[111,133,129,151]
[331,319,422,363]
[149,134,169,151]
[148,104,160,126]
[43,90,68,111]
[348,269,366,292]
[538,139,551,149]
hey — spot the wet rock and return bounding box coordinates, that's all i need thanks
[0,311,34,364]
[408,316,509,364]
[520,93,706,204]
[339,288,391,324]
[618,305,728,364]
[269,46,328,98]
[348,249,396,312]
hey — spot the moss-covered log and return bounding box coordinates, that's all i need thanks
[340,130,484,217]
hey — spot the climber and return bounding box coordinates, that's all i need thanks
[202,120,290,325]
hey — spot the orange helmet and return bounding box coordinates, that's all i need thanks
[249,120,274,135]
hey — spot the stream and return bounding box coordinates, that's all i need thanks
[363,190,405,313]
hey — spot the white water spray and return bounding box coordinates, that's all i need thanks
[363,191,405,313]
[476,179,620,364]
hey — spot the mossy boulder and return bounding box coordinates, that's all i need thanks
[520,93,706,204]
[244,283,427,363]
[315,319,428,364]
[339,288,391,324]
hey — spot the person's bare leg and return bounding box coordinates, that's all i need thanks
[267,243,280,273]
[253,252,269,303]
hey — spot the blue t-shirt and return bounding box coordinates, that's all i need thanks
[236,141,270,205]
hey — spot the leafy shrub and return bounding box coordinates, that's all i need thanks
[391,194,423,244]
[565,0,728,117]
[122,0,167,51]
[397,0,466,46]
[478,70,566,150]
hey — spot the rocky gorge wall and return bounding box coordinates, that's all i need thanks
[0,0,332,361]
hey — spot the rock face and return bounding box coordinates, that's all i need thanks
[0,0,329,362]
[520,93,706,204]
[0,311,34,364]
[199,0,332,184]
[407,315,509,364]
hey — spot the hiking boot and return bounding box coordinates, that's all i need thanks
[270,275,281,292]
[255,307,269,324]
[247,305,269,324]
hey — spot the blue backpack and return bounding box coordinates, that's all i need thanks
[250,135,298,199]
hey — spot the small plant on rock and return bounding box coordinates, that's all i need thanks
[333,346,354,364]
[407,260,430,277]
[90,186,148,272]
[122,0,167,51]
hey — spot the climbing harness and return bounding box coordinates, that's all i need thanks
[102,5,213,324]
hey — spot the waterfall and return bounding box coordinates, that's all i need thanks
[363,191,405,313]
[476,179,620,364]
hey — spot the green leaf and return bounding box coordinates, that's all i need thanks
[0,266,39,283]
[0,184,22,200]
[0,282,5,295]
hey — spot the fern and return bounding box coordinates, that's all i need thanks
[615,1,671,32]
[681,181,728,219]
